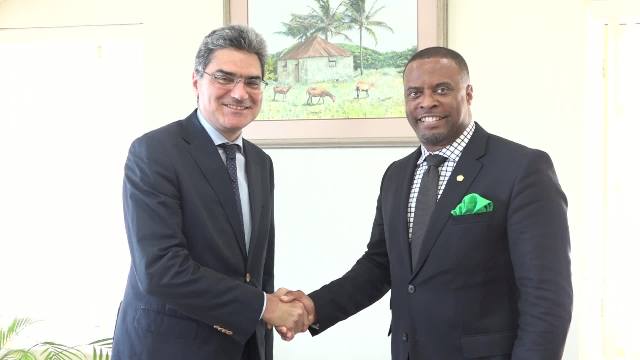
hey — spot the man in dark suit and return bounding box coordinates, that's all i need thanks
[280,47,572,359]
[111,25,309,360]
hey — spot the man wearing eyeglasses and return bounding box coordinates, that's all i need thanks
[112,25,309,360]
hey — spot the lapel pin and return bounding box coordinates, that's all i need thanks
[456,175,464,182]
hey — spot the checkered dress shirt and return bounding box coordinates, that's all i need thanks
[407,122,476,240]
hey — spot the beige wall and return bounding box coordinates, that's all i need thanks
[141,0,224,126]
[0,0,223,126]
[0,0,142,27]
[449,0,586,195]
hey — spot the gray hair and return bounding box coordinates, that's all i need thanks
[194,25,267,79]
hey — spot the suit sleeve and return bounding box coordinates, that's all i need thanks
[308,166,393,334]
[262,157,275,360]
[262,157,275,295]
[123,136,264,344]
[508,150,572,359]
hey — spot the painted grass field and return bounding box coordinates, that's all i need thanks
[259,68,406,120]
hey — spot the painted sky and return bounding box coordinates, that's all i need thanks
[248,0,417,54]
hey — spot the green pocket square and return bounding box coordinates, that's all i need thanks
[451,193,493,216]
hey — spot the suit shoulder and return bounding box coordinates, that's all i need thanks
[243,139,267,155]
[243,139,272,161]
[389,148,420,170]
[132,119,183,145]
[379,148,419,182]
[484,133,557,184]
[486,133,550,161]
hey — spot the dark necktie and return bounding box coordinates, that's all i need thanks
[411,154,447,269]
[219,143,246,250]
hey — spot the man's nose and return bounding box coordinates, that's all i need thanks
[419,92,438,109]
[229,79,250,100]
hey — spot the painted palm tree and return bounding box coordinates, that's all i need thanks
[307,0,352,41]
[343,0,394,75]
[277,13,316,41]
[278,0,351,42]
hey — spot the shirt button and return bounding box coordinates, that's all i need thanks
[245,273,251,283]
[402,332,409,342]
[407,284,415,294]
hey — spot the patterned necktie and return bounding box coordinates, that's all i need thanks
[219,143,246,250]
[411,154,447,269]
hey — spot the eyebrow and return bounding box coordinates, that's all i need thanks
[433,81,454,88]
[214,69,262,80]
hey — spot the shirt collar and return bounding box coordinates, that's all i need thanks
[197,109,244,151]
[417,121,476,164]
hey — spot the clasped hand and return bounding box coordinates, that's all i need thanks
[262,288,315,341]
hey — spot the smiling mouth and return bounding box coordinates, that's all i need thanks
[224,104,251,111]
[418,114,444,123]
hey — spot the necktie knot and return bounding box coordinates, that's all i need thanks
[425,154,447,168]
[219,143,241,159]
[219,143,241,185]
[219,144,241,177]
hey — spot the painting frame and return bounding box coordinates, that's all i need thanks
[225,0,448,148]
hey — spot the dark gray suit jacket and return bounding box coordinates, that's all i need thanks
[309,123,572,359]
[112,110,274,360]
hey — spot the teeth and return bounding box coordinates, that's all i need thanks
[226,104,248,110]
[419,115,441,123]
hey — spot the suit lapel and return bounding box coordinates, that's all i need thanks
[181,111,247,258]
[243,140,266,261]
[411,124,489,277]
[389,148,422,276]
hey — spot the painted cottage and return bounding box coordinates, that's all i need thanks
[277,35,353,84]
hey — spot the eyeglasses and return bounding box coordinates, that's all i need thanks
[203,71,268,92]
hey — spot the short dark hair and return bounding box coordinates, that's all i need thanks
[404,46,470,81]
[194,25,267,79]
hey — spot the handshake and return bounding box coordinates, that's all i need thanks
[262,288,315,341]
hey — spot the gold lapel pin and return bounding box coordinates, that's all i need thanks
[456,175,464,182]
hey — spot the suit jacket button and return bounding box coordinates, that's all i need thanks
[407,284,415,294]
[401,332,408,342]
[245,273,251,283]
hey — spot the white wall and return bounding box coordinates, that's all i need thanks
[267,147,409,359]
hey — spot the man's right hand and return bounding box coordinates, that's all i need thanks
[262,288,309,336]
[276,290,316,341]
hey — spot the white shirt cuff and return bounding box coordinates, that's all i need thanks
[260,292,267,319]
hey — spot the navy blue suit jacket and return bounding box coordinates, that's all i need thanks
[309,124,572,359]
[112,110,274,360]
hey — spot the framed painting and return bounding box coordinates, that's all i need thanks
[225,0,448,147]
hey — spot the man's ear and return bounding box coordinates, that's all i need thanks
[192,71,200,94]
[466,84,474,104]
